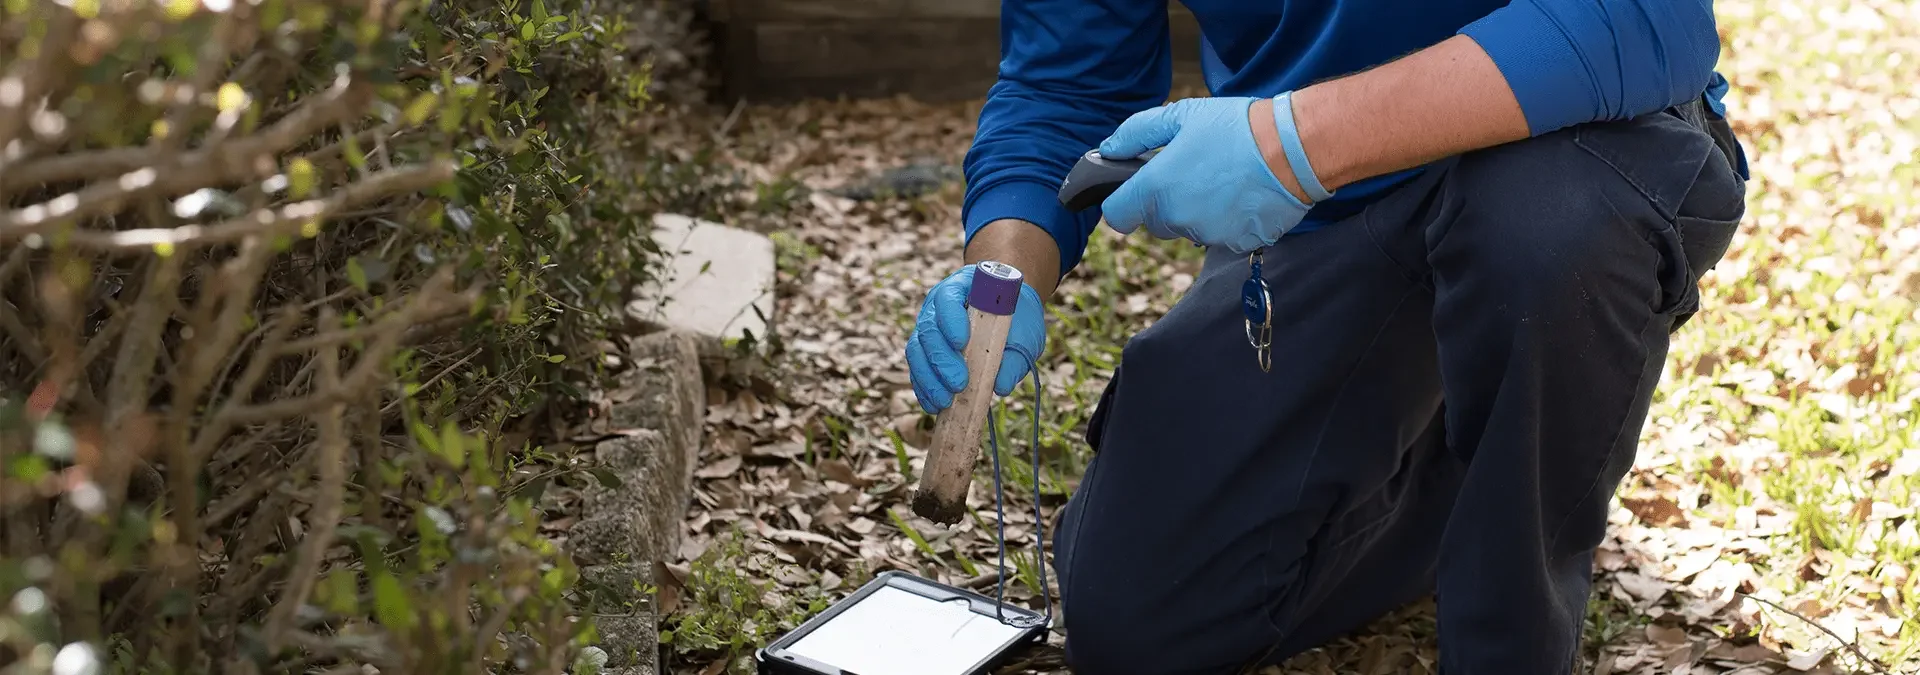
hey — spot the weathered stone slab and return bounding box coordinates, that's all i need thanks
[578,562,658,675]
[613,329,706,466]
[630,213,776,350]
[571,330,705,673]
[572,429,678,567]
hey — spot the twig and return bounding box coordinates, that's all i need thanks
[379,346,481,414]
[962,569,1004,590]
[263,310,350,649]
[215,271,476,426]
[0,76,373,239]
[283,630,398,671]
[187,308,299,472]
[0,228,47,368]
[203,455,289,529]
[26,160,456,251]
[471,593,528,672]
[3,146,158,193]
[0,239,27,288]
[0,8,79,182]
[0,296,44,363]
[1737,592,1894,675]
[713,98,746,141]
[0,102,386,194]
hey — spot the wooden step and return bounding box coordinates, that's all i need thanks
[711,0,1207,103]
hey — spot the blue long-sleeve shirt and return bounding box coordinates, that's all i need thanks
[963,0,1736,277]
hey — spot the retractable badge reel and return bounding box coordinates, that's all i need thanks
[1060,148,1275,372]
[756,262,1053,675]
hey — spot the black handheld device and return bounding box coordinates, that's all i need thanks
[1056,148,1153,212]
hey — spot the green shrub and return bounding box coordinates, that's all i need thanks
[0,0,686,672]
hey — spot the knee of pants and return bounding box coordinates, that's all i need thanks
[1055,547,1263,675]
[1437,113,1745,317]
[1059,581,1195,675]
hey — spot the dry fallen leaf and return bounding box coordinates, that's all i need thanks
[1648,623,1692,648]
[652,559,686,615]
[1785,646,1831,671]
[694,455,742,479]
[1622,495,1690,528]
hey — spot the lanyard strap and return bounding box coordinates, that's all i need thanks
[986,365,1053,630]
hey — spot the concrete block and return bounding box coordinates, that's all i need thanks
[570,330,706,675]
[630,213,777,348]
[580,562,659,673]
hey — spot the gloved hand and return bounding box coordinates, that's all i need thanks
[1098,95,1325,253]
[905,264,1046,414]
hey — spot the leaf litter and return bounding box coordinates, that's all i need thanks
[657,1,1920,672]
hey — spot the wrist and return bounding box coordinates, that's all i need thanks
[1249,98,1311,202]
[1250,90,1354,198]
[964,218,1062,300]
[1286,85,1359,191]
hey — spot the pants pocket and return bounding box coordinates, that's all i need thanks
[1572,107,1748,321]
[1668,213,1743,330]
[1082,367,1121,455]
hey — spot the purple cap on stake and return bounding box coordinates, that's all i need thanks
[968,261,1024,316]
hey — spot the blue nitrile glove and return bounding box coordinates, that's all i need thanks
[1098,94,1331,253]
[904,264,1046,414]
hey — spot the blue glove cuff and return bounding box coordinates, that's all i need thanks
[1271,91,1332,203]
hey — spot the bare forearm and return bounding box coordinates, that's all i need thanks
[964,218,1063,300]
[1253,35,1530,196]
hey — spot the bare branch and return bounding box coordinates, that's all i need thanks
[203,453,289,529]
[264,311,349,649]
[216,270,477,426]
[0,76,374,240]
[0,295,44,363]
[8,117,407,205]
[471,592,528,671]
[186,307,299,480]
[0,8,79,178]
[41,160,453,251]
[160,9,245,153]
[1739,593,1895,675]
[3,146,164,193]
[282,631,398,672]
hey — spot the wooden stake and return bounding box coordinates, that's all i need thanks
[911,261,1025,525]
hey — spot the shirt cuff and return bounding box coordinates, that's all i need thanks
[1459,0,1595,136]
[963,179,1094,278]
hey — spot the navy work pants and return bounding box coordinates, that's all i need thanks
[1050,102,1748,674]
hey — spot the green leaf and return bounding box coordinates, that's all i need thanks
[287,157,316,199]
[588,468,623,489]
[439,422,465,469]
[7,455,50,483]
[342,134,366,170]
[404,92,440,126]
[322,568,359,614]
[371,571,416,632]
[519,477,550,506]
[346,258,369,291]
[546,354,566,363]
[411,420,439,454]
